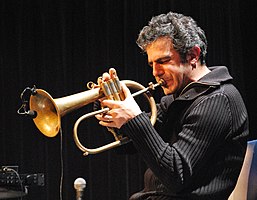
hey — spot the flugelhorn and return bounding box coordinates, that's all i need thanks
[74,79,164,156]
[18,72,164,156]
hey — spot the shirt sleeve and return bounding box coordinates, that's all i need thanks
[119,92,232,192]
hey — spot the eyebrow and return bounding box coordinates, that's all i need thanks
[148,56,172,66]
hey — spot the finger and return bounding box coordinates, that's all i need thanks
[109,68,117,79]
[95,114,103,120]
[102,72,111,82]
[120,82,132,98]
[95,113,112,122]
[99,120,115,127]
[101,99,118,108]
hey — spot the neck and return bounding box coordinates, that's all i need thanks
[175,64,210,97]
[191,64,210,82]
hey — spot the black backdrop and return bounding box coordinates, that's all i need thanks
[1,0,256,200]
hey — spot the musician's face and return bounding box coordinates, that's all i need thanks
[146,36,191,95]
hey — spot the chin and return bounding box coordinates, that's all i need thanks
[162,85,176,95]
[163,88,173,95]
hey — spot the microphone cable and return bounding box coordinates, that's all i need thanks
[59,127,64,200]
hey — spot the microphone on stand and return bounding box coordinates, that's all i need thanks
[74,178,86,200]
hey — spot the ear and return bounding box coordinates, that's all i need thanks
[186,46,201,67]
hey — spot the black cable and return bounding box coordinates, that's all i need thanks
[59,127,64,200]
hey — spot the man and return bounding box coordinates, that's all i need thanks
[96,12,249,199]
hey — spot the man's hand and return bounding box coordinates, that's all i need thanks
[95,68,142,129]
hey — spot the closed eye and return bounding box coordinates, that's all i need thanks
[148,56,172,67]
[156,56,172,64]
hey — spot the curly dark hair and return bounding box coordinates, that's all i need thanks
[136,12,207,64]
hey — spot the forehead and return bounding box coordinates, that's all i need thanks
[146,37,174,59]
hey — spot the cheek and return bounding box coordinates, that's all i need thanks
[162,75,181,95]
[162,83,176,95]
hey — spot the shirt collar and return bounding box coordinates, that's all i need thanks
[176,66,233,100]
[199,66,233,84]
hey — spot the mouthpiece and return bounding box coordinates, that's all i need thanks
[158,79,166,86]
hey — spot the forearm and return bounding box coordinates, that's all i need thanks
[120,94,233,192]
[120,112,187,192]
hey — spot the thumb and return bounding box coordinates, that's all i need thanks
[101,99,117,108]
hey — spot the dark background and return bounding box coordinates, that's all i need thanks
[0,0,256,200]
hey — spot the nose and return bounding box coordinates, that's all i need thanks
[152,63,164,77]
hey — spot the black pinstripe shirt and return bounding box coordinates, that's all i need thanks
[121,66,249,200]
